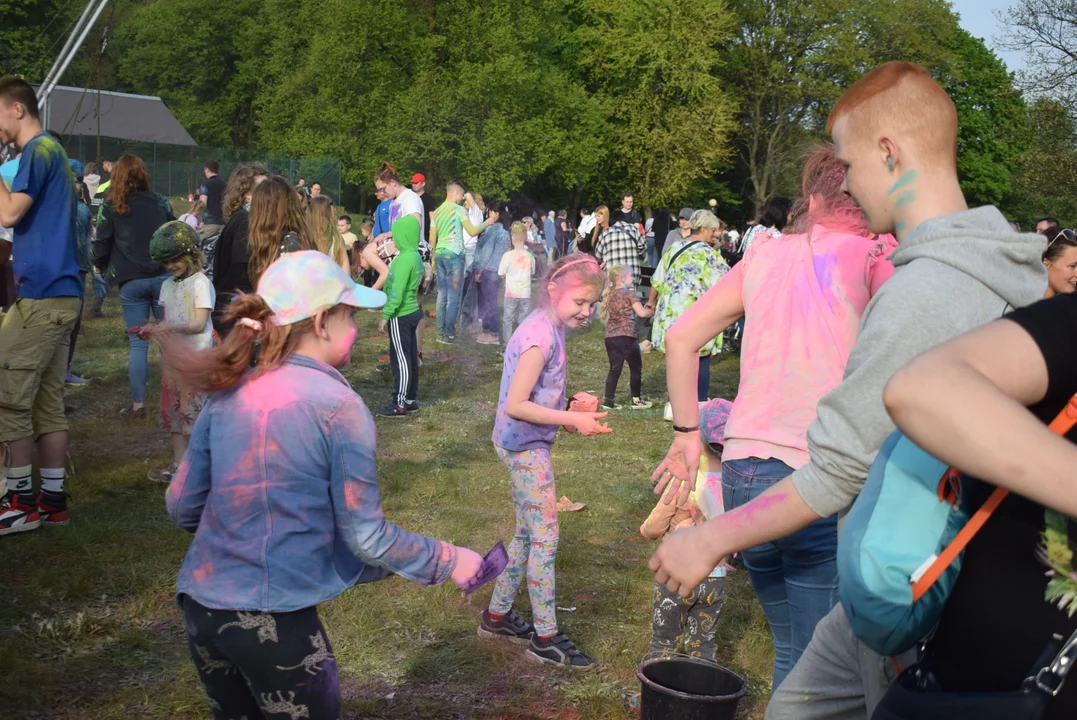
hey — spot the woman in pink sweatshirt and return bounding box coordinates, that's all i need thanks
[654,143,896,689]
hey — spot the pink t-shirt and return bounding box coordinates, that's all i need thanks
[721,225,896,469]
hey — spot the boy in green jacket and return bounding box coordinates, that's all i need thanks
[377,215,424,417]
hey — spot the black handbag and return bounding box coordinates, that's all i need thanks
[872,627,1077,720]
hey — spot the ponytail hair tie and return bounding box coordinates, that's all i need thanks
[238,318,264,333]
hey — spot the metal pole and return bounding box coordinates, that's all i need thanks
[39,0,110,105]
[38,0,101,98]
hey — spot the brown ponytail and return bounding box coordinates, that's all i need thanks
[157,294,318,393]
[374,161,399,185]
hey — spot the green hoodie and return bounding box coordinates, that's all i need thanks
[382,215,422,319]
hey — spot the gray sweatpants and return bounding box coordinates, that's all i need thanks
[765,603,916,720]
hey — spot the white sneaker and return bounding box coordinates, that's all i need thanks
[663,402,673,422]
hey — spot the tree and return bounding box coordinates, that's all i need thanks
[0,0,84,80]
[999,0,1077,110]
[1007,98,1077,228]
[113,0,267,147]
[939,28,1028,209]
[571,0,737,207]
[719,0,958,213]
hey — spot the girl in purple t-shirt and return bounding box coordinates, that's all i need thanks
[480,253,610,670]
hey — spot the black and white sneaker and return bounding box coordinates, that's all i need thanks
[375,403,408,418]
[477,609,535,645]
[525,633,597,670]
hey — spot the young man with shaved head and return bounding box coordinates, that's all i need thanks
[430,181,497,343]
[650,62,1047,718]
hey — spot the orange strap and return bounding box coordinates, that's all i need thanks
[910,393,1077,603]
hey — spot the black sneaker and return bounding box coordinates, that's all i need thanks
[376,363,391,373]
[477,609,535,645]
[525,633,597,670]
[404,401,420,414]
[376,403,408,418]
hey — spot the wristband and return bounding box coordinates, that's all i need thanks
[672,425,699,433]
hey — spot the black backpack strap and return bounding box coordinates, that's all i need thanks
[666,240,704,270]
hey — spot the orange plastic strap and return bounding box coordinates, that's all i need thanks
[910,392,1077,603]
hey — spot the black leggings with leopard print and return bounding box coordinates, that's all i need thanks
[181,594,341,720]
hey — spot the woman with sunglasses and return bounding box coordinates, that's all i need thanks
[1042,227,1077,299]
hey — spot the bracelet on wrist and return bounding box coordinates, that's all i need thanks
[673,425,699,433]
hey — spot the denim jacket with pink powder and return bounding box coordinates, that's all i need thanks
[166,354,457,612]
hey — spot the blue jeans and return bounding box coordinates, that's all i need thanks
[722,457,839,690]
[120,274,169,404]
[646,235,657,267]
[435,252,465,338]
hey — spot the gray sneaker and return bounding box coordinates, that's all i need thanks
[477,609,535,645]
[525,633,597,670]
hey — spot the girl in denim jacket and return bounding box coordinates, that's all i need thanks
[164,251,483,720]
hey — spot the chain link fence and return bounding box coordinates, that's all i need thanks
[60,136,342,201]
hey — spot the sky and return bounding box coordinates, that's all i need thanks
[951,0,1027,72]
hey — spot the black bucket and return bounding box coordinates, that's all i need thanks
[637,656,746,720]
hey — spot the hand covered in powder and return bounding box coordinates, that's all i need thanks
[650,522,723,598]
[652,431,701,506]
[450,546,484,589]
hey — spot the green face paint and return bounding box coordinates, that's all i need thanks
[887,169,918,196]
[894,190,917,208]
[895,221,906,232]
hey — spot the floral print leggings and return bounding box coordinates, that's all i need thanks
[488,446,559,637]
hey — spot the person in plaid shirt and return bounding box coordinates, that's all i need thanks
[594,209,646,282]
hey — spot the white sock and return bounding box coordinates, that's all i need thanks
[40,468,65,494]
[6,465,32,495]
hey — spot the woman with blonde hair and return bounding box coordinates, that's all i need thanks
[585,205,609,254]
[307,195,350,276]
[247,175,319,288]
[91,154,176,416]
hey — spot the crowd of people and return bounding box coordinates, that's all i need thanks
[2,58,1077,720]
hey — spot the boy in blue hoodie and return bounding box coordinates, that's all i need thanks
[377,215,423,417]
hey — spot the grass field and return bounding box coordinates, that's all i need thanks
[1,292,773,719]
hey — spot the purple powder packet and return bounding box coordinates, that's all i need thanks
[461,540,508,594]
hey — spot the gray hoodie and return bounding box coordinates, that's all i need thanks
[793,205,1048,517]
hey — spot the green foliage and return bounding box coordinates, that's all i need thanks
[112,0,267,147]
[941,29,1028,209]
[0,0,83,81]
[1006,98,1077,228]
[6,0,1051,221]
[572,0,736,206]
[720,0,959,212]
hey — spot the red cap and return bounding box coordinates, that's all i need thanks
[410,173,426,184]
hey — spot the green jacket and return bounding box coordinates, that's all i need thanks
[382,215,422,319]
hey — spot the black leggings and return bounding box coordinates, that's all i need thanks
[604,335,642,404]
[181,594,342,720]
